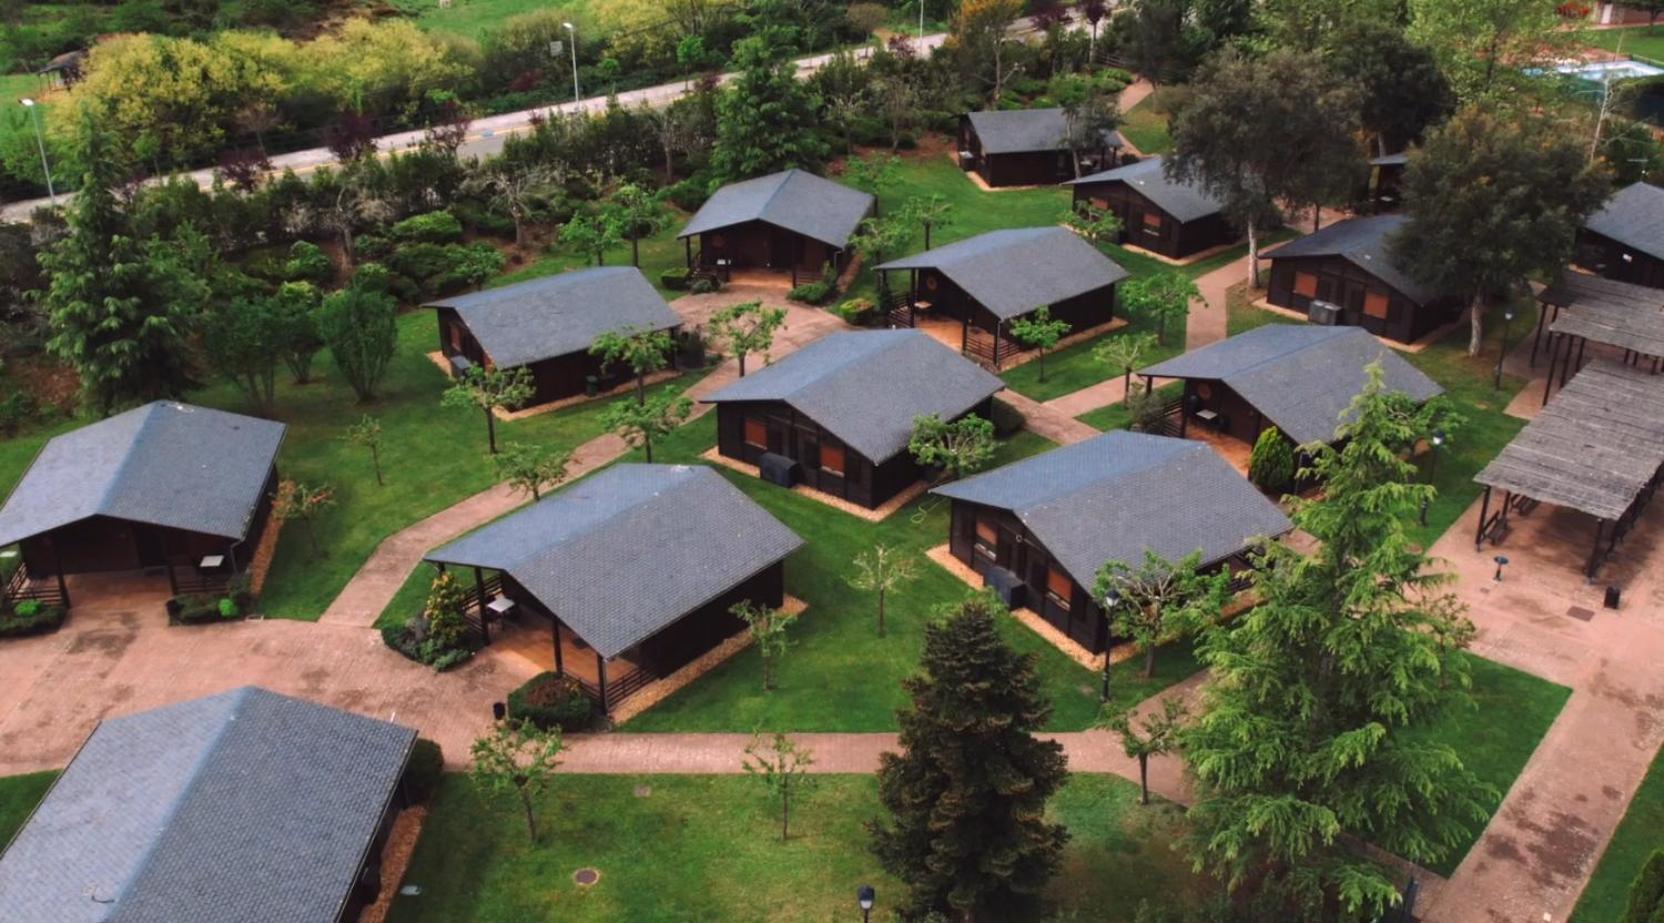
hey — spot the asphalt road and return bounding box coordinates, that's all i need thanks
[0,31,952,222]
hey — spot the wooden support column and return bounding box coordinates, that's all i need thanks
[596,654,609,712]
[1543,333,1564,404]
[1586,518,1608,580]
[552,620,564,675]
[1475,485,1493,551]
[52,541,69,609]
[1529,302,1551,366]
[685,236,693,269]
[473,566,489,644]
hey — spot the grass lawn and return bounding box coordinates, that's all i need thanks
[401,0,594,40]
[1581,25,1664,64]
[1409,655,1571,875]
[1571,743,1664,922]
[997,327,1187,403]
[187,310,702,620]
[1076,381,1182,431]
[0,771,56,846]
[496,211,693,301]
[387,772,1208,923]
[1121,96,1174,155]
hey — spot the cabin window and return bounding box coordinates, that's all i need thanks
[744,418,768,449]
[448,323,464,352]
[1363,291,1390,319]
[1047,568,1073,609]
[974,517,998,557]
[820,443,845,476]
[1293,272,1319,298]
[1141,211,1163,233]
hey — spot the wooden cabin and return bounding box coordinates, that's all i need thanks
[1576,181,1664,290]
[0,402,286,611]
[424,464,803,717]
[678,169,875,284]
[1139,324,1445,451]
[1066,156,1238,260]
[959,109,1124,188]
[427,266,681,406]
[876,227,1128,369]
[0,687,416,923]
[1265,214,1464,344]
[932,432,1290,655]
[702,330,1004,509]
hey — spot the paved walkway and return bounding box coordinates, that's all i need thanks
[1002,389,1102,445]
[321,290,844,627]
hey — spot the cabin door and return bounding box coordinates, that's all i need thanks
[768,228,796,271]
[1342,279,1369,328]
[797,430,820,492]
[133,526,169,569]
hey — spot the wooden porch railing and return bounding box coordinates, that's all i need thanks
[460,574,506,643]
[1148,397,1186,437]
[568,664,658,713]
[3,561,67,611]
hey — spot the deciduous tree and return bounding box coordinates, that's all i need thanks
[601,388,692,463]
[733,599,793,692]
[742,732,816,840]
[1325,20,1453,157]
[1094,331,1158,401]
[1182,366,1490,921]
[494,441,571,501]
[1106,697,1187,805]
[318,278,397,402]
[442,365,534,454]
[1408,0,1567,104]
[604,182,668,268]
[1120,271,1200,345]
[868,593,1070,920]
[466,162,558,250]
[1393,108,1608,356]
[1095,549,1230,679]
[560,210,621,267]
[470,717,562,844]
[712,37,827,181]
[346,414,385,487]
[271,481,335,558]
[203,297,285,416]
[590,325,677,403]
[1009,306,1072,382]
[708,300,787,377]
[847,543,919,637]
[952,0,1026,104]
[908,413,996,482]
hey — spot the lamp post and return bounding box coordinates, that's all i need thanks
[1493,554,1509,582]
[918,0,925,41]
[1493,307,1516,391]
[19,98,54,204]
[857,885,876,922]
[563,22,581,106]
[1420,429,1445,526]
[1100,588,1121,703]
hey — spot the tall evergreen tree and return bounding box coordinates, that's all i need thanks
[40,122,200,415]
[869,593,1069,921]
[712,37,828,181]
[1182,365,1491,922]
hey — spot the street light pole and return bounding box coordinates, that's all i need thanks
[1493,307,1516,391]
[20,98,54,205]
[857,885,876,923]
[563,22,581,106]
[1099,589,1120,703]
[918,0,925,41]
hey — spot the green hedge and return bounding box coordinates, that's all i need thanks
[661,267,693,291]
[0,601,65,638]
[788,281,833,305]
[507,671,596,732]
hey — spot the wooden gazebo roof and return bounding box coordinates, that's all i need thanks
[1543,273,1664,359]
[1475,359,1664,521]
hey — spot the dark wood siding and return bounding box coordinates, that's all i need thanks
[1178,379,1275,446]
[689,218,868,279]
[946,499,1110,652]
[715,400,919,509]
[958,117,1116,188]
[1071,181,1238,259]
[437,308,673,405]
[1266,253,1462,344]
[1574,228,1664,290]
[633,561,785,677]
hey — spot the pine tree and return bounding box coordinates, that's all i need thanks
[41,121,200,415]
[1182,364,1490,921]
[712,37,828,181]
[869,593,1070,921]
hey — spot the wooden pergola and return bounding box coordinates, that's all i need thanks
[1533,273,1664,402]
[1474,359,1664,579]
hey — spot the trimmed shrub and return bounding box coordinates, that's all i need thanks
[284,240,333,284]
[404,738,445,803]
[835,297,876,325]
[507,671,596,732]
[664,177,712,212]
[355,234,392,262]
[0,389,37,436]
[0,601,65,638]
[690,275,722,295]
[788,281,833,305]
[389,210,464,244]
[451,200,520,238]
[1624,850,1664,923]
[1248,427,1295,493]
[661,267,693,290]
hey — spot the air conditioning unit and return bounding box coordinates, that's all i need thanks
[757,452,798,488]
[448,354,475,376]
[984,566,1026,610]
[1308,300,1342,326]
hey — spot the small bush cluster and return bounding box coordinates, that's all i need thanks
[403,738,446,804]
[168,576,255,626]
[1248,427,1296,493]
[690,275,722,295]
[788,280,833,305]
[834,297,876,325]
[0,600,66,638]
[284,240,333,284]
[389,210,464,244]
[381,572,480,672]
[660,266,693,290]
[507,671,597,732]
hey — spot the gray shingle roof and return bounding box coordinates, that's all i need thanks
[1065,156,1226,223]
[932,431,1290,589]
[1268,214,1443,305]
[876,227,1129,320]
[427,464,803,659]
[0,687,414,923]
[1585,181,1664,262]
[701,330,1004,461]
[677,169,875,250]
[1140,325,1444,446]
[0,402,285,548]
[966,108,1125,155]
[427,266,680,369]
